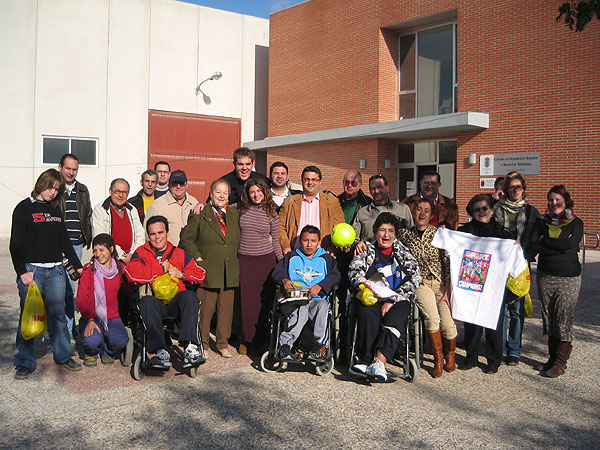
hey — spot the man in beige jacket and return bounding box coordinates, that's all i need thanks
[144,170,198,246]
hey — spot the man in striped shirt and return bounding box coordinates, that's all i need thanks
[58,153,92,339]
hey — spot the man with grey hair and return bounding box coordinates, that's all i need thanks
[337,169,372,225]
[92,178,145,264]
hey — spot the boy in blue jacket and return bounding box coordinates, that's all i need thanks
[272,225,341,360]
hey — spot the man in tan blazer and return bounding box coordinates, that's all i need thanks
[279,165,345,254]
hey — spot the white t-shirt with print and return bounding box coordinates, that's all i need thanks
[432,228,527,329]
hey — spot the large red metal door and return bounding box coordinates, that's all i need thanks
[148,110,241,201]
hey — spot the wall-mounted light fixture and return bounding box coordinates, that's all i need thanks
[468,153,477,165]
[195,71,222,104]
[359,159,366,169]
[384,159,391,169]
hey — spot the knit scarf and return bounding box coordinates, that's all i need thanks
[543,208,576,238]
[93,258,119,330]
[497,197,529,239]
[210,201,228,237]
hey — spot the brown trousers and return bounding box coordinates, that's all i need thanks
[197,287,235,351]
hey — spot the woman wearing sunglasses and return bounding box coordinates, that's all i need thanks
[458,194,511,373]
[493,171,540,366]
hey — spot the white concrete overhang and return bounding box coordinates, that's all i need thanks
[244,111,489,150]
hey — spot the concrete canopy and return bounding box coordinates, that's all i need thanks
[244,111,489,149]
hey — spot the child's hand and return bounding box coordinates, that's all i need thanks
[308,284,321,299]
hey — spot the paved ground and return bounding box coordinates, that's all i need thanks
[0,240,598,449]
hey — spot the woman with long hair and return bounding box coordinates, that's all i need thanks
[493,171,540,366]
[530,185,583,378]
[237,179,283,355]
[10,169,83,379]
[76,233,129,366]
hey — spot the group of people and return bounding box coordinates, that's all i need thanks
[10,147,583,383]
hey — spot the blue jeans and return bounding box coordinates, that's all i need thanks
[503,294,525,358]
[79,318,129,358]
[14,264,75,371]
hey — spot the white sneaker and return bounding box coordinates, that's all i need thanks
[351,363,368,375]
[366,357,387,381]
[150,348,171,369]
[184,343,201,364]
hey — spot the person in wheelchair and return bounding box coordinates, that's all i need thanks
[272,225,341,361]
[124,216,206,369]
[349,212,422,381]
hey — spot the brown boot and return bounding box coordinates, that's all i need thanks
[428,330,444,378]
[443,337,456,372]
[536,336,558,371]
[542,341,572,378]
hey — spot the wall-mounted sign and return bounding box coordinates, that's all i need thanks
[479,178,496,189]
[479,153,540,176]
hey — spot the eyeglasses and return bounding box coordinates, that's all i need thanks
[302,177,320,183]
[111,189,129,195]
[473,206,490,213]
[171,181,186,187]
[508,185,524,191]
[343,180,359,187]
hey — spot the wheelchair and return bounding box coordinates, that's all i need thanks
[346,294,423,383]
[259,285,338,376]
[123,282,206,381]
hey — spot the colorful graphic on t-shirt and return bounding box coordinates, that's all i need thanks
[456,249,491,292]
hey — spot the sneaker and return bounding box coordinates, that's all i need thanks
[83,356,98,367]
[14,366,32,380]
[149,349,171,369]
[56,358,82,371]
[100,355,114,365]
[184,343,201,364]
[278,344,294,361]
[506,355,520,366]
[308,345,327,361]
[351,363,368,375]
[366,357,388,381]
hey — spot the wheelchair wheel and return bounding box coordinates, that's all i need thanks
[132,351,145,381]
[315,356,334,376]
[406,358,418,383]
[120,327,134,367]
[188,366,198,378]
[260,351,283,373]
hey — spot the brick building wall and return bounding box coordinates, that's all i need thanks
[267,0,600,235]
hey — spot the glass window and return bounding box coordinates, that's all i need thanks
[42,138,69,164]
[42,136,97,165]
[439,141,457,164]
[398,23,457,118]
[397,143,414,163]
[414,142,436,163]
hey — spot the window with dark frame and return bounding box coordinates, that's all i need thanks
[42,136,98,165]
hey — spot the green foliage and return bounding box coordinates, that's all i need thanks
[557,0,600,31]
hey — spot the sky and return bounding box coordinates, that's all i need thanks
[177,0,307,19]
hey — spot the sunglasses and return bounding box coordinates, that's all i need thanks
[473,206,490,213]
[508,185,524,191]
[171,181,186,187]
[344,180,359,187]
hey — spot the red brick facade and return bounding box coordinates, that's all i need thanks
[266,0,600,236]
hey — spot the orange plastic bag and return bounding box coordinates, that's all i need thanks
[21,282,47,340]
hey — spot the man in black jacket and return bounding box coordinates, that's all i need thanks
[58,153,92,340]
[129,169,158,223]
[216,147,269,205]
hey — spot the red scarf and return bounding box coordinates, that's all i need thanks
[212,204,227,237]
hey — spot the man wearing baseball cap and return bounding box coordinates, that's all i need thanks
[144,169,198,245]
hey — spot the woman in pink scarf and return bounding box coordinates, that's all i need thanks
[76,233,129,366]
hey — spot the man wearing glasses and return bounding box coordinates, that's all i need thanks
[144,170,198,246]
[154,161,171,199]
[353,174,414,241]
[92,178,145,264]
[278,165,345,255]
[337,169,372,225]
[402,171,458,230]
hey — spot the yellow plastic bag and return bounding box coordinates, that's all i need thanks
[356,284,378,306]
[524,293,533,318]
[21,282,47,340]
[507,266,531,297]
[151,273,180,304]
